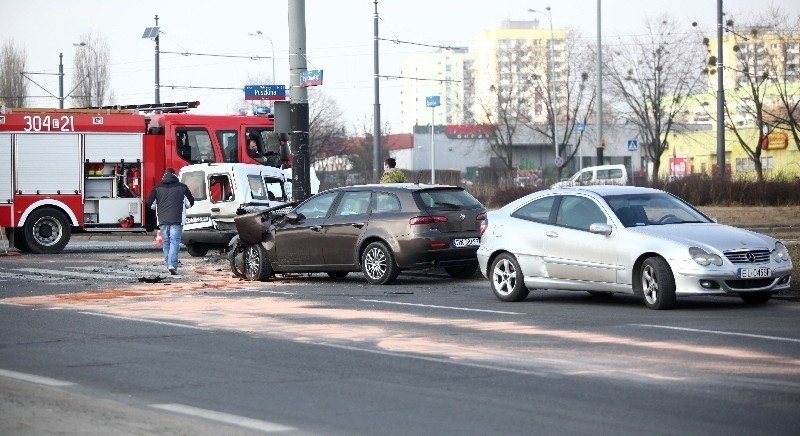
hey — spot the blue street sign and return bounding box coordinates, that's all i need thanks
[301,70,323,87]
[627,139,639,151]
[426,95,441,107]
[576,123,585,132]
[244,85,286,101]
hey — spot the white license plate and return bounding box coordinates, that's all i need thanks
[737,267,770,279]
[186,216,210,224]
[453,237,480,248]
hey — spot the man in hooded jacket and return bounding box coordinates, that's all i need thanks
[146,168,195,274]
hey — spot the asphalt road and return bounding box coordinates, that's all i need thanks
[0,242,799,435]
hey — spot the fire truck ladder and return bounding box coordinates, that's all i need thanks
[79,101,200,114]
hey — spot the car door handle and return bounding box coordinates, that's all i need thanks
[310,225,322,232]
[546,231,558,238]
[211,208,220,212]
[351,222,365,229]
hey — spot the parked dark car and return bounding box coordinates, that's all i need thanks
[228,183,487,284]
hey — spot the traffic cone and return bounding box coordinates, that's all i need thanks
[154,230,163,248]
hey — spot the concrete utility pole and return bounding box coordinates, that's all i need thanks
[372,0,382,183]
[288,0,311,201]
[596,0,604,165]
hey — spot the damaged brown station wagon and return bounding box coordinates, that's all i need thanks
[228,183,487,284]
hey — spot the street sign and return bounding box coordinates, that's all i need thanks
[244,85,286,101]
[301,70,323,87]
[576,123,585,133]
[554,156,564,167]
[627,139,639,151]
[426,96,441,107]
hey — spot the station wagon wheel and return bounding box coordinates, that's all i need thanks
[739,291,772,304]
[326,271,349,279]
[445,263,479,279]
[490,253,529,302]
[185,243,209,257]
[640,257,676,310]
[361,241,400,285]
[244,244,273,281]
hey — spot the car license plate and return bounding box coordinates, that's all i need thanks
[453,237,480,248]
[737,267,770,279]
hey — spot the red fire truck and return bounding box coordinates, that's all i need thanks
[0,102,289,254]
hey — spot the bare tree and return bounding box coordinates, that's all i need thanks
[526,30,597,178]
[307,88,349,170]
[71,33,112,107]
[606,15,705,182]
[0,41,28,107]
[758,8,800,153]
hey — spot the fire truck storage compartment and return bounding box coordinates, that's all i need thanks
[84,134,142,162]
[0,134,11,203]
[16,133,81,194]
[83,198,141,225]
[83,133,143,225]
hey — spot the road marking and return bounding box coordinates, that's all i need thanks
[13,268,131,280]
[79,312,209,331]
[67,266,169,276]
[0,368,75,386]
[360,299,525,315]
[0,271,61,281]
[151,403,295,433]
[630,324,800,344]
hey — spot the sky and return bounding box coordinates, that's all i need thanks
[3,0,799,133]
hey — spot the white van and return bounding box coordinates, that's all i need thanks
[551,164,629,188]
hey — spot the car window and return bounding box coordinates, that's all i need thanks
[295,191,337,220]
[511,196,556,223]
[555,196,607,230]
[181,171,207,201]
[415,189,482,210]
[579,171,593,182]
[372,192,402,213]
[334,191,372,216]
[209,175,234,203]
[597,169,622,180]
[604,193,711,226]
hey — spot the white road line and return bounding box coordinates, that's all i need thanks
[13,268,130,280]
[0,368,75,387]
[150,403,295,433]
[360,299,525,315]
[0,271,60,281]
[630,324,800,344]
[79,312,209,331]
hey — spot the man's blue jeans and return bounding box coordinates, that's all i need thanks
[159,224,183,270]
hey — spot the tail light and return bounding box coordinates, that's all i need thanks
[479,215,489,236]
[409,216,448,225]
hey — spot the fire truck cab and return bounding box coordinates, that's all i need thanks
[0,103,289,254]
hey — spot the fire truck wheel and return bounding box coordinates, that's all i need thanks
[243,243,272,281]
[23,208,71,254]
[185,243,209,257]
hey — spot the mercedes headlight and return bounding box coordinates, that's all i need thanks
[689,247,723,266]
[773,242,790,263]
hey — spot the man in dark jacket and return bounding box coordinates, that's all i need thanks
[146,168,195,274]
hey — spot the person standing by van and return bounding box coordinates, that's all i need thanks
[147,168,195,274]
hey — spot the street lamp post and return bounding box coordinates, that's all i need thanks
[249,30,276,84]
[528,6,559,165]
